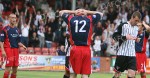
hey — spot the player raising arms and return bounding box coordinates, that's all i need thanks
[0,14,26,78]
[135,21,150,78]
[60,9,103,78]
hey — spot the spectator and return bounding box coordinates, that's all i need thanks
[30,32,39,48]
[20,14,32,47]
[0,1,4,16]
[45,27,53,48]
[34,10,42,27]
[29,24,38,36]
[145,10,150,24]
[93,36,101,57]
[3,15,9,26]
[93,21,103,37]
[37,20,45,48]
[56,45,66,56]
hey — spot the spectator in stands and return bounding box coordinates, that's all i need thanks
[55,0,62,10]
[3,15,9,26]
[0,1,4,16]
[29,24,38,38]
[30,32,39,48]
[37,20,45,48]
[20,14,32,47]
[34,10,42,27]
[45,27,53,48]
[93,21,103,37]
[56,45,65,56]
[145,10,150,24]
[93,36,101,57]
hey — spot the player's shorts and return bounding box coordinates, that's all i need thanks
[65,56,70,71]
[69,46,91,74]
[5,48,19,67]
[136,52,146,73]
[114,55,136,72]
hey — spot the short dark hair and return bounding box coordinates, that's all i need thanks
[132,11,142,19]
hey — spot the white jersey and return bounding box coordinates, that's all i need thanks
[113,22,138,56]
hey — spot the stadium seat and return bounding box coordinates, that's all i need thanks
[20,51,27,54]
[34,48,42,54]
[27,47,34,54]
[41,48,49,55]
[49,47,57,56]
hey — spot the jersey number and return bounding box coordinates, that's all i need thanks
[74,20,86,33]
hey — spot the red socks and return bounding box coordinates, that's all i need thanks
[141,75,146,78]
[3,71,9,78]
[10,74,16,78]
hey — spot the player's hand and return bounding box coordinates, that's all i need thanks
[126,34,136,40]
[23,45,27,51]
[2,50,6,57]
[142,21,146,25]
[135,38,141,42]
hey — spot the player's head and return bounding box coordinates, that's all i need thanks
[130,11,142,26]
[75,9,87,16]
[9,14,17,26]
[137,22,144,31]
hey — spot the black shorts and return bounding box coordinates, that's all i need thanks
[65,56,70,71]
[114,55,136,72]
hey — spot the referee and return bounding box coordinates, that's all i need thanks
[112,11,142,78]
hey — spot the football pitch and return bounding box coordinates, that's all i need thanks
[0,70,150,78]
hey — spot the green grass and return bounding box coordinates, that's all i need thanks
[0,70,150,78]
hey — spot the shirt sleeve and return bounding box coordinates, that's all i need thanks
[0,30,6,42]
[112,24,127,42]
[62,13,70,24]
[92,13,101,24]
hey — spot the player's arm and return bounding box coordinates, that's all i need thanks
[0,30,6,57]
[84,10,103,17]
[59,10,75,17]
[0,41,6,57]
[112,24,135,42]
[18,42,27,50]
[143,21,150,32]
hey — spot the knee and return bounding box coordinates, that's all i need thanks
[127,72,136,77]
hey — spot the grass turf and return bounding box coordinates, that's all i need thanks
[0,70,150,78]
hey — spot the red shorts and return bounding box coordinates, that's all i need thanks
[136,52,147,73]
[69,46,91,74]
[5,48,19,67]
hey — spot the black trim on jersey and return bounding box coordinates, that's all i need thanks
[112,23,128,46]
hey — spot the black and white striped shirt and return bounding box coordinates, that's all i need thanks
[113,22,138,56]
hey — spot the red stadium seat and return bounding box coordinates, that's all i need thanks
[41,48,49,55]
[20,51,27,54]
[27,47,34,54]
[49,47,57,56]
[34,48,42,54]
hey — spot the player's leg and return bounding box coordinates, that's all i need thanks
[127,69,136,78]
[70,73,77,78]
[81,46,91,78]
[11,66,18,78]
[127,57,137,78]
[113,56,127,78]
[140,72,146,78]
[10,48,19,78]
[3,48,13,78]
[63,56,70,78]
[3,67,11,78]
[63,70,70,78]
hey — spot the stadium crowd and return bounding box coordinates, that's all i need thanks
[0,0,150,57]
